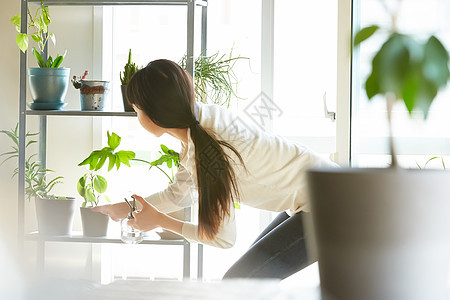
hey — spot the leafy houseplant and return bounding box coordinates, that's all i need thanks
[77,131,135,236]
[120,49,141,112]
[1,124,76,236]
[180,48,248,107]
[307,2,450,299]
[134,144,179,184]
[10,0,70,110]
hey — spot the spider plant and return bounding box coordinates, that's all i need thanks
[180,48,248,107]
[0,124,63,201]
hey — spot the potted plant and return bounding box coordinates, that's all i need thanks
[77,131,135,236]
[1,124,76,236]
[10,0,69,110]
[120,49,141,112]
[307,3,450,299]
[179,48,248,107]
[72,70,111,111]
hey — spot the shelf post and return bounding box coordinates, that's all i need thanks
[186,0,195,78]
[18,0,29,259]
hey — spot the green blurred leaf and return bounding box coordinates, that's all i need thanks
[77,175,87,197]
[422,36,450,87]
[354,25,379,47]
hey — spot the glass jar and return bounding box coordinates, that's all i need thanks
[120,215,143,244]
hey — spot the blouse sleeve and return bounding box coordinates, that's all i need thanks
[145,164,196,214]
[182,203,236,249]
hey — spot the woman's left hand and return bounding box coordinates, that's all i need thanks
[127,194,164,232]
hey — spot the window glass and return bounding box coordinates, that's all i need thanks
[352,0,450,168]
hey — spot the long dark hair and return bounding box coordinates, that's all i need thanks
[127,59,243,240]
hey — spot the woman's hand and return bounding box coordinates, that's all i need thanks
[91,202,130,221]
[127,194,165,232]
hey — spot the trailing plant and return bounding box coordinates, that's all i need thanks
[180,48,248,107]
[0,124,63,201]
[77,131,135,207]
[353,0,450,166]
[120,49,141,85]
[10,0,66,68]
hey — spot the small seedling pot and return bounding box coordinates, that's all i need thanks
[79,80,110,111]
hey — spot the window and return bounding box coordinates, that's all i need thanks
[352,0,450,168]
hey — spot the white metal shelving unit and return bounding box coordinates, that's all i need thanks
[18,0,207,281]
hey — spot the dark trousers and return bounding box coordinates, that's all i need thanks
[222,211,311,280]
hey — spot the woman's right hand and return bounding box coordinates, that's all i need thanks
[91,202,130,221]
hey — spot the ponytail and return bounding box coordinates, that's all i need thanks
[190,121,243,239]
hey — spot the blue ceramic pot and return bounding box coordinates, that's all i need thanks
[28,68,70,103]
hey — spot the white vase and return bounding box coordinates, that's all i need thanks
[307,168,450,300]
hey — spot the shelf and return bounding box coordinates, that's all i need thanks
[25,232,187,245]
[30,0,207,6]
[26,110,137,117]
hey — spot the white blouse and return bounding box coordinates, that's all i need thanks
[146,103,338,248]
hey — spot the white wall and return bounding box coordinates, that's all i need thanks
[0,0,22,266]
[0,2,98,282]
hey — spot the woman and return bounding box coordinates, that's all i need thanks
[93,59,337,280]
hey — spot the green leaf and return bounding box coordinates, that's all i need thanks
[365,33,412,101]
[77,175,87,197]
[49,32,56,46]
[422,36,450,88]
[107,153,116,171]
[93,175,107,194]
[354,25,379,47]
[107,132,121,150]
[116,150,135,168]
[10,14,21,32]
[94,151,108,171]
[51,55,64,68]
[16,33,28,53]
[42,6,51,26]
[32,48,47,68]
[103,195,111,203]
[86,188,96,203]
[47,56,53,68]
[160,144,169,154]
[31,34,41,43]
